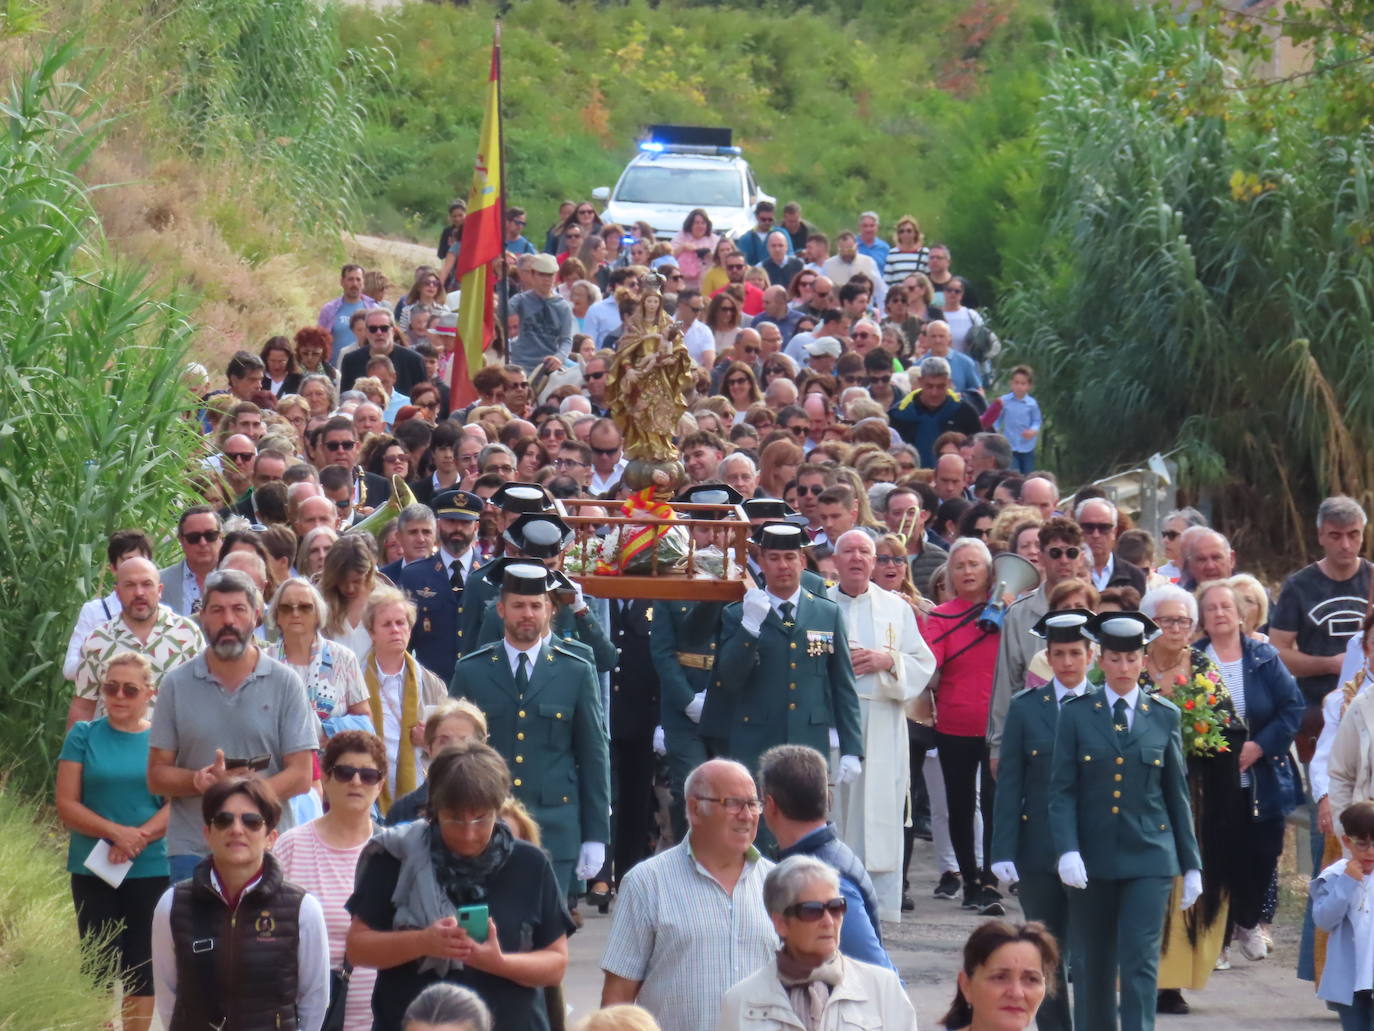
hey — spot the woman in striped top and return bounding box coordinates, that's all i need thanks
[882,215,930,288]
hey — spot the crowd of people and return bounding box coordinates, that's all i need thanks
[50,196,1374,1031]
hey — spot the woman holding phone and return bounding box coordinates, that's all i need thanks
[347,740,572,1031]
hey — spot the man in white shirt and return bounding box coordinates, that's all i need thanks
[584,266,643,346]
[677,289,714,368]
[64,530,151,681]
[822,231,886,308]
[588,419,628,496]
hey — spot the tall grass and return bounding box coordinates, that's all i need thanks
[0,787,115,1029]
[994,12,1374,552]
[0,41,202,794]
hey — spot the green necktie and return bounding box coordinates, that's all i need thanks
[780,601,795,628]
[516,652,530,698]
[1113,696,1129,734]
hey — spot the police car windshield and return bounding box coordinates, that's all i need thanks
[617,166,742,207]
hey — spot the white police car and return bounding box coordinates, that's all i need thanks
[592,125,773,241]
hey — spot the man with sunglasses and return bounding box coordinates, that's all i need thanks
[986,517,1090,770]
[149,569,317,882]
[159,506,224,618]
[339,310,426,395]
[734,200,789,267]
[1077,497,1147,597]
[208,432,257,501]
[69,556,206,728]
[711,255,765,316]
[503,205,536,255]
[313,415,390,512]
[150,776,329,1031]
[587,419,627,495]
[760,744,898,971]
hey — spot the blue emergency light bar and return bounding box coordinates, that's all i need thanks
[639,124,740,156]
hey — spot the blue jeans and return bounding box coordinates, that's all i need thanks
[1012,450,1035,475]
[1336,990,1374,1030]
[168,853,203,883]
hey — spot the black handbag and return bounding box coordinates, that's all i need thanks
[321,961,352,1031]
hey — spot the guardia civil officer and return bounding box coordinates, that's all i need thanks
[989,608,1096,1031]
[1049,611,1202,1031]
[741,498,829,594]
[454,482,555,656]
[652,484,745,840]
[394,488,484,682]
[716,522,863,788]
[450,561,610,894]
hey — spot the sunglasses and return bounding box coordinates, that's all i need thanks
[726,264,746,271]
[740,346,760,355]
[334,499,352,511]
[210,811,267,831]
[969,528,990,539]
[841,375,864,386]
[1161,529,1180,540]
[324,439,356,451]
[726,378,749,387]
[366,324,393,333]
[101,682,143,699]
[591,445,621,456]
[785,898,847,921]
[384,452,408,464]
[509,219,527,226]
[586,370,606,380]
[225,451,254,463]
[576,208,595,216]
[851,331,875,340]
[277,602,314,615]
[418,400,439,410]
[874,554,905,566]
[787,425,808,437]
[1046,546,1081,560]
[798,483,825,496]
[181,530,221,545]
[865,376,892,386]
[1079,522,1115,535]
[330,764,383,786]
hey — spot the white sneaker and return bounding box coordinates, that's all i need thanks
[1214,947,1231,971]
[1237,924,1267,962]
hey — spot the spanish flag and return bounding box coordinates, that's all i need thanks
[452,30,503,407]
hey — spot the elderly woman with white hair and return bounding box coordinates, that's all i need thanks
[924,536,1005,916]
[266,577,371,728]
[718,856,916,1031]
[1138,584,1243,1010]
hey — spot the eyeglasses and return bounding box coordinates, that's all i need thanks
[210,811,267,832]
[841,375,864,386]
[485,462,516,474]
[1161,530,1180,541]
[101,682,143,699]
[726,377,749,387]
[798,483,825,496]
[506,381,530,390]
[865,376,892,387]
[666,272,684,280]
[1350,838,1374,852]
[1080,522,1115,535]
[719,306,738,314]
[324,439,356,451]
[330,764,383,786]
[969,528,990,539]
[944,287,963,295]
[688,304,705,313]
[591,445,621,456]
[585,370,606,380]
[576,208,595,216]
[181,530,221,545]
[417,400,439,411]
[851,331,875,340]
[509,218,527,226]
[693,795,763,814]
[756,215,774,224]
[334,498,352,511]
[726,263,746,271]
[277,602,314,615]
[785,897,847,921]
[383,452,408,465]
[225,451,254,463]
[438,812,497,828]
[554,458,589,469]
[1156,616,1193,629]
[366,324,393,333]
[1046,546,1081,560]
[874,554,906,566]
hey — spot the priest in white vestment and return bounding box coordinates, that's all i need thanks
[827,529,936,919]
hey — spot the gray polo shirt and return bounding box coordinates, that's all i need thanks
[150,650,317,857]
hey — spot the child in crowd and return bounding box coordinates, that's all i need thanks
[1312,799,1374,1029]
[992,364,1041,475]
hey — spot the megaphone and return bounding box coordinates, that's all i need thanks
[977,553,1041,633]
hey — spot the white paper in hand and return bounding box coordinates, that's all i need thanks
[85,840,133,888]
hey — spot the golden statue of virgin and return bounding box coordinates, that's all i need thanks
[604,274,695,491]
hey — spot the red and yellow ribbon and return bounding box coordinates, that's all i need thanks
[596,488,675,574]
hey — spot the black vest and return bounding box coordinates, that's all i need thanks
[778,823,885,948]
[169,852,305,1031]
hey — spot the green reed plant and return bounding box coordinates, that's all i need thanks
[0,41,201,793]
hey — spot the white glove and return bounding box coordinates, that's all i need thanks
[991,861,1020,888]
[741,588,771,634]
[685,691,705,724]
[576,841,606,880]
[569,581,589,614]
[1180,869,1203,911]
[652,725,666,756]
[1057,851,1088,890]
[828,727,841,751]
[836,755,862,785]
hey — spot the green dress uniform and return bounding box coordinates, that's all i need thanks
[475,598,618,673]
[651,599,728,841]
[451,636,610,893]
[991,609,1097,1031]
[717,587,864,775]
[1048,614,1201,1031]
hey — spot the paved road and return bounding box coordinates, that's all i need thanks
[561,830,1336,1029]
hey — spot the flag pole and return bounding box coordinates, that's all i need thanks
[495,18,509,353]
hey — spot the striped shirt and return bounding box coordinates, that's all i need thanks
[600,834,777,1031]
[883,247,930,287]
